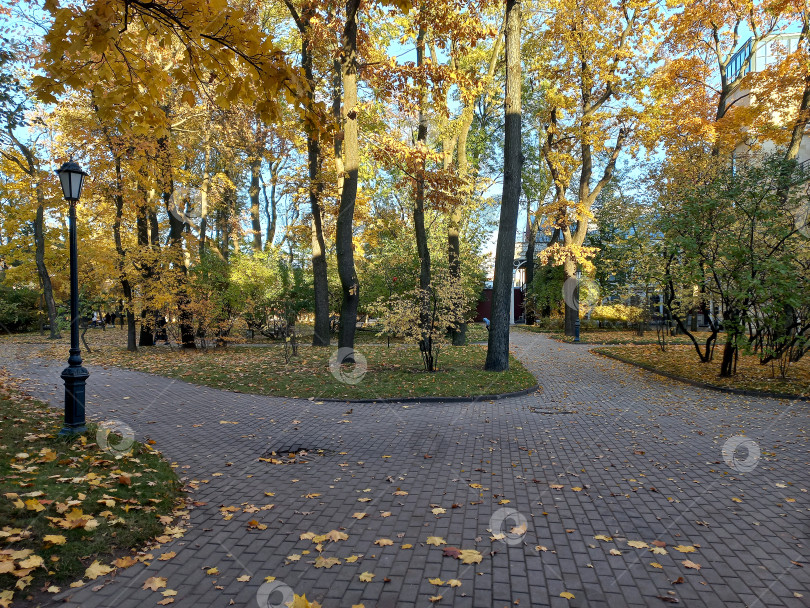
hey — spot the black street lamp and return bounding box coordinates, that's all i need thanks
[56,161,89,436]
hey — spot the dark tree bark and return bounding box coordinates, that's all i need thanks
[199,132,211,254]
[414,24,430,293]
[336,0,361,352]
[285,0,331,346]
[110,153,137,352]
[165,188,196,349]
[154,129,196,350]
[719,308,741,377]
[249,156,263,252]
[524,204,537,325]
[785,74,809,162]
[220,173,236,259]
[135,181,156,347]
[485,0,522,372]
[414,23,433,368]
[261,161,280,248]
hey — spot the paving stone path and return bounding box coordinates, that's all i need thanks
[2,331,808,608]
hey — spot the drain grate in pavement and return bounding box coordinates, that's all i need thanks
[260,444,335,464]
[529,407,575,414]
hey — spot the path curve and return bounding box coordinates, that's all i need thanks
[1,332,808,608]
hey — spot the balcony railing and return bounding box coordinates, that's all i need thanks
[726,38,753,83]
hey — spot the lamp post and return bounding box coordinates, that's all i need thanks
[56,161,89,436]
[573,268,581,343]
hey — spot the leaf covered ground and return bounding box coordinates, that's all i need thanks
[595,344,810,398]
[0,371,184,607]
[547,329,695,345]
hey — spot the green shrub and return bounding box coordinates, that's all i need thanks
[0,285,41,333]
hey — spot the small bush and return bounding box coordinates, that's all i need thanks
[0,285,41,333]
[591,304,645,325]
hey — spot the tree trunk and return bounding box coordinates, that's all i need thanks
[136,184,156,347]
[148,204,160,247]
[165,187,196,349]
[33,190,60,339]
[287,2,331,347]
[719,340,737,377]
[563,258,577,336]
[336,0,361,353]
[449,23,502,346]
[785,74,809,161]
[485,0,522,372]
[262,164,279,248]
[333,55,345,202]
[249,157,263,252]
[199,135,211,254]
[111,155,137,352]
[525,204,537,326]
[414,23,433,367]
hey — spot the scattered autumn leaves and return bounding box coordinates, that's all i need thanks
[0,373,184,607]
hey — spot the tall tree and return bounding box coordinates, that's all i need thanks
[0,133,61,340]
[284,0,332,347]
[0,47,61,338]
[450,16,503,343]
[413,22,432,361]
[532,0,661,336]
[485,0,521,372]
[336,0,361,352]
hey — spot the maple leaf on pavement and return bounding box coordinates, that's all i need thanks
[142,576,168,591]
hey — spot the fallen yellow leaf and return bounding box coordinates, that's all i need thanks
[43,535,66,546]
[142,576,167,591]
[85,560,112,580]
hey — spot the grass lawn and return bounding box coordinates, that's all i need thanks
[0,371,183,606]
[1,329,535,401]
[90,344,536,400]
[595,344,810,398]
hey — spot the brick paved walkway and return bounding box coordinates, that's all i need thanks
[2,331,808,608]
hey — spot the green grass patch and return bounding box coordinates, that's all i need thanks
[0,373,183,605]
[89,344,537,400]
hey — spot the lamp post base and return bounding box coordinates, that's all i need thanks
[60,365,89,435]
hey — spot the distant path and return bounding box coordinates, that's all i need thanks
[1,331,808,607]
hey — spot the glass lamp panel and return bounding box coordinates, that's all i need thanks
[70,171,84,200]
[59,170,72,200]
